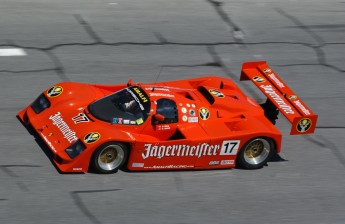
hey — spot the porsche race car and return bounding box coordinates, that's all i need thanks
[17,61,318,173]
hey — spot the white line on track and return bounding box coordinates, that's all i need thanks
[0,48,27,56]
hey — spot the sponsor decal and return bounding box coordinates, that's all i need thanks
[187,104,190,107]
[179,103,183,106]
[47,86,63,97]
[297,118,312,132]
[41,133,57,153]
[132,87,148,103]
[209,161,220,166]
[136,118,144,125]
[289,95,298,100]
[72,113,89,124]
[199,107,210,120]
[181,107,187,113]
[142,142,223,159]
[84,132,101,144]
[149,92,174,98]
[126,88,145,110]
[132,163,144,168]
[268,73,285,88]
[73,168,82,171]
[192,104,196,108]
[221,160,234,165]
[145,87,170,92]
[188,117,198,123]
[157,125,171,131]
[48,132,53,136]
[189,109,196,116]
[263,68,272,74]
[253,76,266,83]
[182,115,188,122]
[260,85,295,115]
[144,165,193,169]
[112,118,135,125]
[209,89,225,98]
[49,112,78,143]
[293,100,311,115]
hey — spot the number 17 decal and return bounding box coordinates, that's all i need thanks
[220,140,240,155]
[72,113,90,124]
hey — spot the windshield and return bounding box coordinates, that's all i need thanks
[88,86,150,125]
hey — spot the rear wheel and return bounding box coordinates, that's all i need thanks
[236,137,274,169]
[91,142,128,174]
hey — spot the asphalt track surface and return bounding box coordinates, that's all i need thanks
[0,0,344,223]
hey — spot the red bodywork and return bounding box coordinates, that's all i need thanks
[18,61,317,173]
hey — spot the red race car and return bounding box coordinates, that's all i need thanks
[18,61,318,174]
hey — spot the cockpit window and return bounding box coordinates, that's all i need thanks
[88,86,150,125]
[154,98,178,124]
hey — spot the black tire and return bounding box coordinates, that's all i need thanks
[91,142,129,174]
[236,137,275,169]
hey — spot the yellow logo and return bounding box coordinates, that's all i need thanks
[289,95,297,100]
[199,108,210,120]
[263,68,272,74]
[209,89,225,98]
[296,118,312,132]
[47,86,63,97]
[84,132,101,144]
[253,76,266,83]
[133,87,148,103]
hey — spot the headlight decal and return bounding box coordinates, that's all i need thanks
[65,140,86,159]
[31,94,51,114]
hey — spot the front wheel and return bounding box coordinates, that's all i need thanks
[91,142,128,174]
[236,137,274,169]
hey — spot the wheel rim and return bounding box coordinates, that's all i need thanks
[243,138,271,165]
[98,145,124,171]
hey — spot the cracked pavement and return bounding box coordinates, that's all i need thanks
[0,0,344,224]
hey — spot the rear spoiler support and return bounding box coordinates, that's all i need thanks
[240,61,318,135]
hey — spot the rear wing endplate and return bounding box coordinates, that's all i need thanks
[240,61,318,135]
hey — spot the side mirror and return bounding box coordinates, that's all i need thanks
[127,79,133,87]
[153,114,165,122]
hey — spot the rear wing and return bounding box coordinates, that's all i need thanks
[240,61,318,135]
